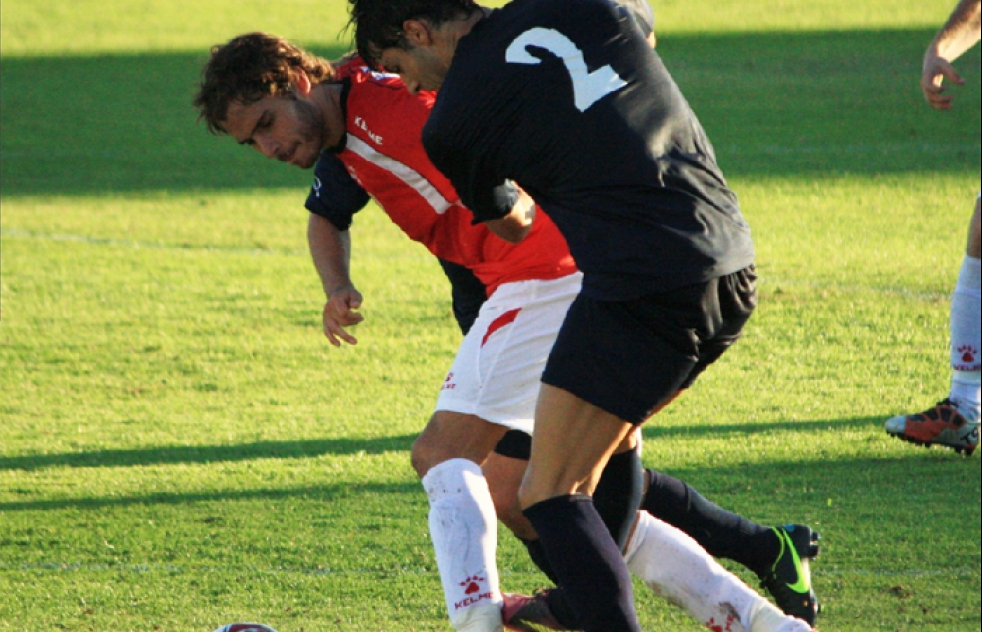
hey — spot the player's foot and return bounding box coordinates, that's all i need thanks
[748,597,817,632]
[885,398,980,456]
[501,590,571,631]
[758,525,820,625]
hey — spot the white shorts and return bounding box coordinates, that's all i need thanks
[434,272,583,433]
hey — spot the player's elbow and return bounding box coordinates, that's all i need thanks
[487,218,531,244]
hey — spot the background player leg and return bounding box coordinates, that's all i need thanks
[886,196,981,454]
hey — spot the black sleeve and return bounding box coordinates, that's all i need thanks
[613,0,654,38]
[422,126,518,224]
[437,258,487,335]
[305,152,371,231]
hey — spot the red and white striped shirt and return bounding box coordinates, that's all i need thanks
[336,60,577,297]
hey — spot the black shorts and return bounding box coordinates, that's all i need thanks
[494,429,534,460]
[540,266,757,425]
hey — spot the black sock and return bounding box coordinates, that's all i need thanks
[524,495,641,632]
[643,469,777,577]
[519,537,558,584]
[544,587,582,629]
[593,446,645,550]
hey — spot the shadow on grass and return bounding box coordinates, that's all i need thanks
[1,29,978,198]
[0,479,425,513]
[0,434,417,472]
[0,417,883,473]
[2,437,977,516]
[640,415,878,441]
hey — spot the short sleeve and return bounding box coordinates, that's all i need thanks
[305,152,371,231]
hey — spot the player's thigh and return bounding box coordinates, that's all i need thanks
[482,451,536,539]
[411,410,509,477]
[520,384,636,507]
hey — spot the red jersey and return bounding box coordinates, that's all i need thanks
[335,60,577,297]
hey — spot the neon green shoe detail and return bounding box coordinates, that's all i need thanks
[759,524,820,625]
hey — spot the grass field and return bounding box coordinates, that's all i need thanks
[1,0,980,630]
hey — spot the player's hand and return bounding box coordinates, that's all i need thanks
[322,286,364,347]
[921,54,965,110]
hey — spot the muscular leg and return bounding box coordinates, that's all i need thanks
[487,422,781,573]
[504,397,813,632]
[413,412,509,632]
[489,451,778,578]
[519,384,642,632]
[488,435,818,626]
[412,411,508,477]
[482,452,536,540]
[487,439,644,590]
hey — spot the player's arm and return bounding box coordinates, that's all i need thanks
[484,186,536,244]
[305,153,371,346]
[423,124,535,243]
[308,214,364,346]
[921,0,982,109]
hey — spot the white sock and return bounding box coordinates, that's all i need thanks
[950,256,981,419]
[421,459,503,632]
[624,512,809,632]
[749,599,813,632]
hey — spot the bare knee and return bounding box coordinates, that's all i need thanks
[410,412,507,479]
[410,433,439,479]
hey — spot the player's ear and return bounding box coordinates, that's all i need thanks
[293,69,312,97]
[402,19,433,46]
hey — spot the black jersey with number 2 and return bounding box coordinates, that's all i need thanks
[423,0,754,301]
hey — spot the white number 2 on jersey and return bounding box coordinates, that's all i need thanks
[505,28,627,112]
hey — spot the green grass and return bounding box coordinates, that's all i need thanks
[1,0,980,630]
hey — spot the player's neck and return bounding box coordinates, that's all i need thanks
[314,83,347,152]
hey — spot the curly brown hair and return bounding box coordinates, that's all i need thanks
[194,32,336,134]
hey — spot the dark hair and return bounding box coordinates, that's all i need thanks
[194,32,335,134]
[347,0,479,68]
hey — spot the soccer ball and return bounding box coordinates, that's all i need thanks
[211,624,279,632]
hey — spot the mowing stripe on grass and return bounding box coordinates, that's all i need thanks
[2,228,953,303]
[1,228,306,257]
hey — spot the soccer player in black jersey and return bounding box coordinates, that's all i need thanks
[347,1,800,630]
